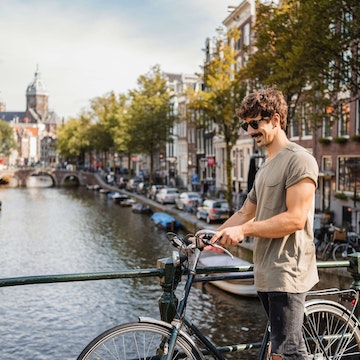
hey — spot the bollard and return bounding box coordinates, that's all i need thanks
[157,257,179,323]
[347,252,360,320]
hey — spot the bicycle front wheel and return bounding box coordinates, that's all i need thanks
[332,243,356,261]
[303,301,360,359]
[77,321,205,360]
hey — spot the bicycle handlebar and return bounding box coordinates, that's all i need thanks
[167,230,233,259]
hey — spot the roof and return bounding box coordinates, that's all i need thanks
[26,65,49,96]
[0,111,26,122]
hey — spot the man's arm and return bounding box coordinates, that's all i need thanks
[217,198,256,230]
[212,178,316,246]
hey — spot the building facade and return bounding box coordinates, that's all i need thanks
[0,66,61,167]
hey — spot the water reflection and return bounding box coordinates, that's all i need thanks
[25,174,54,187]
[0,187,265,359]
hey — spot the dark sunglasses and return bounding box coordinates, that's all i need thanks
[240,117,269,132]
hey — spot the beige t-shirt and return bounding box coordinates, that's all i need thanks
[248,142,319,293]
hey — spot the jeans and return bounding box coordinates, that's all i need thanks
[258,292,308,360]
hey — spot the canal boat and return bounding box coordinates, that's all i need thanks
[150,212,180,231]
[132,203,152,214]
[119,198,136,207]
[198,249,257,297]
[107,192,129,203]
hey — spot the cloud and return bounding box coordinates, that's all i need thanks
[0,0,230,119]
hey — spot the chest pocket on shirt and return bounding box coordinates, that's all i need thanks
[262,179,286,211]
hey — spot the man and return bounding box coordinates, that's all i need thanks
[211,88,319,360]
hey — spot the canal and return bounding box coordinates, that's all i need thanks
[0,186,266,359]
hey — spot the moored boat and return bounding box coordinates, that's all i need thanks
[119,198,136,207]
[198,249,256,297]
[132,203,152,214]
[150,212,180,231]
[107,192,130,203]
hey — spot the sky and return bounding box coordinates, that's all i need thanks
[0,0,232,120]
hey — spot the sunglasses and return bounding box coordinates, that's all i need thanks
[241,117,269,132]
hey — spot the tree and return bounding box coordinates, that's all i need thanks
[188,28,246,209]
[89,92,120,169]
[243,0,359,128]
[0,120,16,157]
[56,113,92,165]
[126,65,176,185]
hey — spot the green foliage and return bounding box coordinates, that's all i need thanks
[333,136,349,144]
[0,120,16,156]
[243,0,359,128]
[188,28,247,207]
[56,114,92,161]
[318,137,332,145]
[126,65,176,184]
[57,65,174,183]
[351,134,360,142]
[334,192,348,200]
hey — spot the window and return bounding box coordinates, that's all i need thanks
[243,23,250,46]
[301,103,312,138]
[338,103,350,137]
[322,107,333,138]
[322,156,332,173]
[337,156,360,194]
[290,116,300,138]
[178,121,186,138]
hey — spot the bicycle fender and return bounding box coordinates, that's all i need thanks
[305,299,359,324]
[138,316,199,348]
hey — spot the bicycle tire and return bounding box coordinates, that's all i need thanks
[303,301,360,359]
[77,321,205,360]
[332,243,356,261]
[320,242,334,261]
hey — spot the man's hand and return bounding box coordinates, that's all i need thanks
[211,226,245,246]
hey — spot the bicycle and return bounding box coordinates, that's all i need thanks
[332,231,360,261]
[77,229,360,360]
[315,224,345,261]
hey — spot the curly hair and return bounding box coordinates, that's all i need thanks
[236,88,288,131]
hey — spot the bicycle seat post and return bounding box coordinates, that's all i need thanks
[157,257,179,323]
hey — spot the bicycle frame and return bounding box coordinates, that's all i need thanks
[162,233,360,360]
[163,247,225,359]
[161,240,271,360]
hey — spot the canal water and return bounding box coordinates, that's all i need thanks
[0,186,266,359]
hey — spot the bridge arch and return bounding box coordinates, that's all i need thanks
[0,169,98,187]
[57,173,81,186]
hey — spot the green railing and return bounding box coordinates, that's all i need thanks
[1,253,360,323]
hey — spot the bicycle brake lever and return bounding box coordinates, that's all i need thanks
[211,243,234,259]
[195,229,234,258]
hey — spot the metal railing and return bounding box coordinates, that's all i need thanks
[1,253,360,323]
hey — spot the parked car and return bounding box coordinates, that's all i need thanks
[155,188,180,204]
[126,178,142,192]
[148,185,167,200]
[175,192,202,211]
[117,177,128,189]
[136,182,149,195]
[196,199,230,224]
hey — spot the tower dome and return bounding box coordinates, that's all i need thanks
[26,65,48,96]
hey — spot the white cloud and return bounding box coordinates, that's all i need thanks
[0,0,230,119]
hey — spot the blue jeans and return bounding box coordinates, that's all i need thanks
[258,292,308,360]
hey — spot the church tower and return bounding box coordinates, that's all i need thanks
[26,65,49,122]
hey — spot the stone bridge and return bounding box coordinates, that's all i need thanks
[0,168,100,187]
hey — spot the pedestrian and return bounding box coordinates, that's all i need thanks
[211,88,319,360]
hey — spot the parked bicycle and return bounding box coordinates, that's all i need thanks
[77,229,360,360]
[315,224,345,260]
[332,231,360,261]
